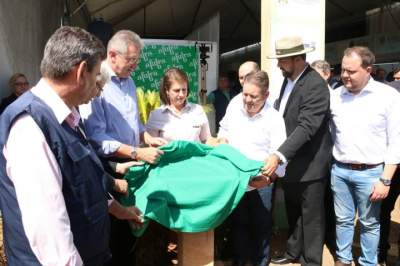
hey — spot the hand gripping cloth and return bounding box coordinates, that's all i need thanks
[121,140,263,236]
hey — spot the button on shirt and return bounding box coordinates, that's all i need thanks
[218,94,287,190]
[330,78,400,164]
[146,103,211,142]
[4,79,83,266]
[80,62,144,156]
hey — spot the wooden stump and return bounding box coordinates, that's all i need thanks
[178,231,214,266]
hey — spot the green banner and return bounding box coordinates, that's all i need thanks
[132,44,199,102]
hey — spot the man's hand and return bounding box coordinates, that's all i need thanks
[147,136,168,147]
[137,147,164,164]
[262,154,280,177]
[143,132,168,147]
[205,137,221,146]
[113,179,128,195]
[217,138,229,144]
[249,173,277,189]
[370,181,390,201]
[108,202,144,228]
[115,161,144,174]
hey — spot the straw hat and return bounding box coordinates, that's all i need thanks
[268,36,315,59]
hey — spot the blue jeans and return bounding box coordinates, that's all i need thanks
[231,185,273,266]
[331,163,383,266]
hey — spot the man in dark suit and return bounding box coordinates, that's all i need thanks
[263,36,331,266]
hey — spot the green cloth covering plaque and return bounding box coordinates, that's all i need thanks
[121,140,263,236]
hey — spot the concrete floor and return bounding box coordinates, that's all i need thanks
[1,197,399,266]
[268,198,400,266]
[213,197,400,266]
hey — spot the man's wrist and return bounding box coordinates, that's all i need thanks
[130,146,138,160]
[273,151,286,165]
[379,177,391,186]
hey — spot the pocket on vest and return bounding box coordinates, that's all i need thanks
[66,140,93,186]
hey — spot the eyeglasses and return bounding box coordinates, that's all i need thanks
[116,51,140,64]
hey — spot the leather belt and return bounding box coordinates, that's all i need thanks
[335,161,383,171]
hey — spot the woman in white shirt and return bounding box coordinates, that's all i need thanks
[142,67,211,264]
[146,67,211,143]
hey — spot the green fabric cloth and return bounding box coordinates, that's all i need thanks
[121,140,263,236]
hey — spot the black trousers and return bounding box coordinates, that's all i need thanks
[378,168,400,262]
[282,179,327,266]
[324,175,336,256]
[101,156,138,266]
[231,187,273,266]
[105,215,137,266]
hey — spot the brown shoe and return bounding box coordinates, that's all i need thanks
[334,261,351,266]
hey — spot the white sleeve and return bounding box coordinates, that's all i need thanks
[271,114,288,177]
[217,106,232,139]
[4,114,83,266]
[198,107,211,142]
[218,94,240,139]
[145,110,161,137]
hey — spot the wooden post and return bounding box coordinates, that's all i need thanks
[177,231,214,266]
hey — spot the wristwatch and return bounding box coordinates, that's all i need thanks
[130,147,138,160]
[379,177,391,186]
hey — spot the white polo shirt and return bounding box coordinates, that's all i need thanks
[146,102,211,143]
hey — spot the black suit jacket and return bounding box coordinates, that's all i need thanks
[275,66,332,183]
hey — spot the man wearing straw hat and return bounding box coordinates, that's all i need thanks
[263,36,331,266]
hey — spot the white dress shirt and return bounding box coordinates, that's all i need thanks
[330,78,400,164]
[146,103,211,142]
[278,66,308,115]
[3,79,83,266]
[218,94,287,190]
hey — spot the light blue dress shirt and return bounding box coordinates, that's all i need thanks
[80,65,144,156]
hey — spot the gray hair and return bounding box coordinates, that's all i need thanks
[107,30,144,53]
[311,60,331,75]
[98,61,111,86]
[40,26,106,80]
[244,70,269,94]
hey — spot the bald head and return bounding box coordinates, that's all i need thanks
[238,61,260,86]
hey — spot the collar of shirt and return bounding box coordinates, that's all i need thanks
[31,79,74,125]
[239,97,270,119]
[161,102,193,115]
[101,60,129,83]
[65,107,81,128]
[340,76,374,97]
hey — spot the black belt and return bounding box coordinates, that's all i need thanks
[335,161,383,171]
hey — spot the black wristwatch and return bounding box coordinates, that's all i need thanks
[130,146,138,160]
[379,177,391,186]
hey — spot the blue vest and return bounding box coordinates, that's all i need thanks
[0,91,111,266]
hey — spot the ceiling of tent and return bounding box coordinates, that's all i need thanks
[75,0,395,53]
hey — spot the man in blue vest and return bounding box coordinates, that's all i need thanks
[0,26,142,266]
